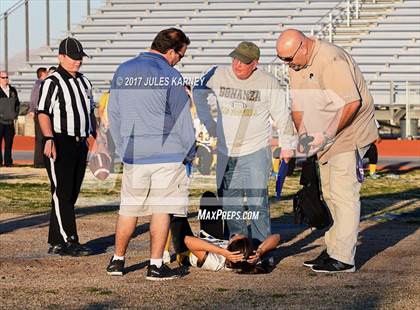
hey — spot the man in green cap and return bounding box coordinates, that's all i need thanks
[193,41,295,245]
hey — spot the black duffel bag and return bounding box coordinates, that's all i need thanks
[293,156,331,230]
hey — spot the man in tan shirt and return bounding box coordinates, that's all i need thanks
[276,29,378,273]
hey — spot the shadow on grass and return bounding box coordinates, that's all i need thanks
[86,211,199,255]
[363,190,419,201]
[123,260,190,277]
[0,204,119,235]
[1,186,418,267]
[85,221,149,255]
[378,161,420,175]
[81,301,121,310]
[0,172,42,181]
[269,188,419,268]
[123,260,149,274]
[356,207,419,269]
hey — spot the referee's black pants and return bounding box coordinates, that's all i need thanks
[44,134,88,245]
[33,115,44,167]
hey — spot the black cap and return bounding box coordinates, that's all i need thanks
[58,37,88,60]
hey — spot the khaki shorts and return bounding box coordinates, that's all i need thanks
[119,162,190,217]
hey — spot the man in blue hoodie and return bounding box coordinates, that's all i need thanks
[106,28,195,280]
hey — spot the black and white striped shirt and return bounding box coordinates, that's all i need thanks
[37,65,94,137]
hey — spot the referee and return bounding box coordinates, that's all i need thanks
[37,37,95,256]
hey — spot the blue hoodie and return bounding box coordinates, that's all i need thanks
[108,52,196,164]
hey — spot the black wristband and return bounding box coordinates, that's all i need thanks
[42,136,55,144]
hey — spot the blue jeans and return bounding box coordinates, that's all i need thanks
[216,146,272,242]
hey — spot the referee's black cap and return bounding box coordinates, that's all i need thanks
[59,37,89,60]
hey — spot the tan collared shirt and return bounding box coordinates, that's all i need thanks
[289,38,378,163]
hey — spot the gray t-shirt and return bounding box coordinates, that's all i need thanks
[194,66,296,157]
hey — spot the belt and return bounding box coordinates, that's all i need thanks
[54,133,87,142]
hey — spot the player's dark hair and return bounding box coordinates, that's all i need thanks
[226,237,266,274]
[151,28,190,54]
[36,67,47,78]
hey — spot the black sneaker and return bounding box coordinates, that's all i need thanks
[63,242,93,257]
[311,257,355,273]
[145,264,179,281]
[48,244,65,255]
[106,257,125,276]
[303,249,330,268]
[176,253,191,267]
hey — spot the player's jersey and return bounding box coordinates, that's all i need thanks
[189,231,231,272]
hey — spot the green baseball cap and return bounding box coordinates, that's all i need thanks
[229,41,260,64]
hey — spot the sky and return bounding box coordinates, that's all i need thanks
[0,0,104,60]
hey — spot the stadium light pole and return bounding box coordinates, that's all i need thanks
[25,0,29,62]
[46,0,50,46]
[67,0,71,31]
[3,12,8,72]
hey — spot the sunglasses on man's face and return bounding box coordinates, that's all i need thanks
[175,50,185,60]
[0,76,9,79]
[277,41,303,63]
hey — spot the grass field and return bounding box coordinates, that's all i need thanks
[0,166,419,309]
[1,167,418,223]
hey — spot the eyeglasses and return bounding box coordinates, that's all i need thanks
[277,41,303,63]
[175,50,184,60]
[0,76,8,79]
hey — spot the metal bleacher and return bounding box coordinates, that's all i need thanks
[8,0,420,127]
[335,0,420,126]
[11,0,344,98]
